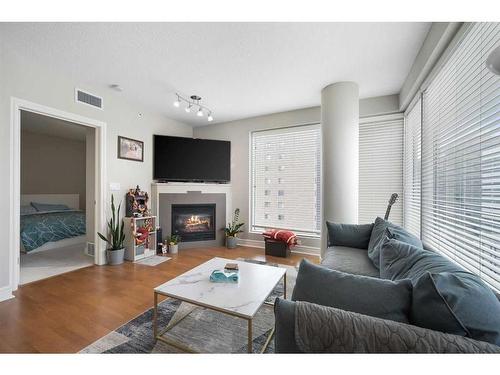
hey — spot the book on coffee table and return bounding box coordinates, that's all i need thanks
[224,263,239,271]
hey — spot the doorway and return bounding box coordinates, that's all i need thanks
[10,98,107,291]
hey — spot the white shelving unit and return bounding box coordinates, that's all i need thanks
[124,216,157,261]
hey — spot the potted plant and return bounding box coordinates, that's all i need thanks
[98,195,126,265]
[224,208,244,249]
[167,234,181,254]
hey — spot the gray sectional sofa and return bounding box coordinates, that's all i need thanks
[274,217,500,353]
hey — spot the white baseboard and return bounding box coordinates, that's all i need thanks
[237,238,320,256]
[0,286,14,302]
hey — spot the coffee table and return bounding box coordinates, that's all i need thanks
[153,257,287,353]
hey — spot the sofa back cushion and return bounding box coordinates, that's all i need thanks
[380,237,500,346]
[292,259,412,323]
[413,272,500,346]
[326,222,373,249]
[379,237,460,281]
[367,217,422,269]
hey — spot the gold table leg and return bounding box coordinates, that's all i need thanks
[248,318,253,353]
[153,292,158,338]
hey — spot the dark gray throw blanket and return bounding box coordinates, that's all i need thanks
[294,301,500,353]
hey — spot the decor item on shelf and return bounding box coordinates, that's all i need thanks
[224,208,244,249]
[124,216,157,261]
[126,185,149,217]
[384,193,399,220]
[167,234,181,254]
[98,194,126,265]
[172,93,214,122]
[118,136,144,162]
[160,242,168,255]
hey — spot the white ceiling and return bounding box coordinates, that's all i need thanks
[21,111,89,141]
[2,23,430,126]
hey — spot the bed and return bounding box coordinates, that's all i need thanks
[20,194,86,253]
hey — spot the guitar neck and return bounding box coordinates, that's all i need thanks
[384,205,391,221]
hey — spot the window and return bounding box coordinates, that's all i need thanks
[359,114,404,225]
[410,23,500,291]
[403,98,422,237]
[250,124,321,236]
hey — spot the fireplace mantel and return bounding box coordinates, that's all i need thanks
[151,182,232,230]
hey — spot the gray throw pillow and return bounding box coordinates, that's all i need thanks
[326,221,373,249]
[413,272,500,346]
[292,259,412,323]
[367,217,423,269]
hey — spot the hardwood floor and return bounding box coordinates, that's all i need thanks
[0,246,318,353]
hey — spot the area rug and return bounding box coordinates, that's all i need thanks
[136,255,171,266]
[80,261,297,354]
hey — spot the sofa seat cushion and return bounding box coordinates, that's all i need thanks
[326,221,373,249]
[367,217,423,269]
[292,260,412,323]
[322,246,379,278]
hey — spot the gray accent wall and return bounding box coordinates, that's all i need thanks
[159,192,226,249]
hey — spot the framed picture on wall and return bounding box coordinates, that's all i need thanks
[118,136,144,162]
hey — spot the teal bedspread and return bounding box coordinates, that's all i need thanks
[20,210,86,252]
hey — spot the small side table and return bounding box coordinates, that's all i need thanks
[264,238,291,258]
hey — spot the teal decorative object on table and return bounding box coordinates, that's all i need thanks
[210,270,239,283]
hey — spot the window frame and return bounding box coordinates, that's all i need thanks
[248,123,322,238]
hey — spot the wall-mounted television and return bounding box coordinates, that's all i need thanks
[153,135,231,183]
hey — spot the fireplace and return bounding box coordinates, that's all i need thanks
[171,204,216,242]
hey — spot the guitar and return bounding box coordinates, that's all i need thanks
[384,193,399,221]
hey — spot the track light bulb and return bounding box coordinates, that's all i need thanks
[207,114,213,122]
[197,107,203,117]
[173,99,180,107]
[185,104,192,113]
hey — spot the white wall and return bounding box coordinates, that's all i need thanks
[0,47,193,298]
[21,131,87,209]
[193,94,400,251]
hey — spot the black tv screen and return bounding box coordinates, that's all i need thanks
[153,135,231,182]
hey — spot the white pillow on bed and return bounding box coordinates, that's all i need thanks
[20,205,37,215]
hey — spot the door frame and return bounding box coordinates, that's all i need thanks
[9,97,107,293]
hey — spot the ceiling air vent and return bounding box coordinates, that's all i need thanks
[75,88,103,109]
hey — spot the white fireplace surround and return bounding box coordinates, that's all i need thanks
[151,182,232,229]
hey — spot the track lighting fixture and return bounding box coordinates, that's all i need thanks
[173,95,180,107]
[172,93,214,122]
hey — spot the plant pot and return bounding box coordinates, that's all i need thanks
[226,236,237,249]
[169,244,178,254]
[107,248,125,265]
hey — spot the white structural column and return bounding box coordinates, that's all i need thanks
[321,82,359,257]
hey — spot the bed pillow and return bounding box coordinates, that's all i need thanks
[326,221,373,249]
[31,202,70,212]
[412,271,500,346]
[292,259,412,323]
[20,205,37,215]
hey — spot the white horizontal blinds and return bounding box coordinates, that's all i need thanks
[359,115,404,225]
[403,98,422,236]
[421,22,500,291]
[251,124,321,236]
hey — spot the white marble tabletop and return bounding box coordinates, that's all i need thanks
[154,257,286,319]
